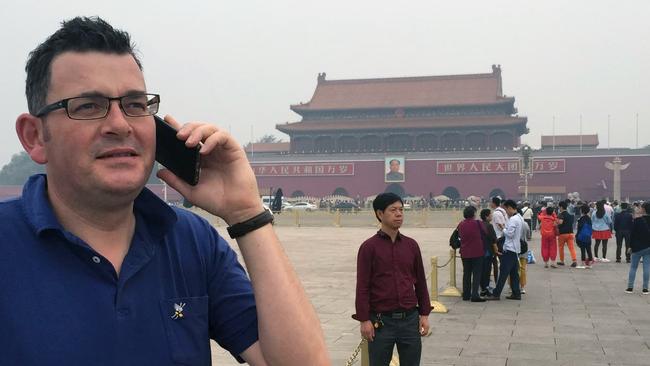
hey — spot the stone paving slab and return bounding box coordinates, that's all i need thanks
[205,224,650,365]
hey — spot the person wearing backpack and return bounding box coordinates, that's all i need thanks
[538,206,559,268]
[626,202,650,294]
[576,204,594,268]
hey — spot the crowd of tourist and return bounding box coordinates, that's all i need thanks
[453,196,650,300]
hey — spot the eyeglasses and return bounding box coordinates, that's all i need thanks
[35,93,160,120]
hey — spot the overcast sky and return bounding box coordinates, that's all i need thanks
[2,0,649,167]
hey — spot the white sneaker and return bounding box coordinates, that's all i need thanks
[601,258,611,263]
[594,257,601,262]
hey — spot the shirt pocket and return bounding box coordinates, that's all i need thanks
[159,296,210,365]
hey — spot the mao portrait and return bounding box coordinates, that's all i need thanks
[385,157,405,182]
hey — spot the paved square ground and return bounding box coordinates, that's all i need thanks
[202,214,650,365]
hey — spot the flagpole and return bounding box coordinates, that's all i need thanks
[552,116,556,151]
[250,125,255,162]
[607,114,611,149]
[636,113,639,149]
[579,115,583,151]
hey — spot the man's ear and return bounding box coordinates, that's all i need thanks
[375,209,383,223]
[16,113,48,164]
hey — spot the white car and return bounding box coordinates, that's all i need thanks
[286,202,317,212]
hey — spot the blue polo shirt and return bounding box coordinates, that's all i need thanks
[0,174,258,366]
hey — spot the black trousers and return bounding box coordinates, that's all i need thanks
[368,310,421,366]
[580,244,593,262]
[480,255,494,291]
[462,257,484,300]
[616,230,631,261]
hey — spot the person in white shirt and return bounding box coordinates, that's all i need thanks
[490,197,508,238]
[487,200,524,301]
[521,202,533,240]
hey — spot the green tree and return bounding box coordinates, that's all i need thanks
[256,134,282,144]
[0,152,45,185]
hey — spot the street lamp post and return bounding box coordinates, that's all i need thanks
[520,145,533,201]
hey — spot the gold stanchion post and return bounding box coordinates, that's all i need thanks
[430,256,448,313]
[294,209,300,227]
[334,209,341,227]
[361,340,369,366]
[439,249,462,297]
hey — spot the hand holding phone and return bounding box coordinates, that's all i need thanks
[154,115,201,186]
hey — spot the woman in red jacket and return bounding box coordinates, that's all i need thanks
[538,206,559,268]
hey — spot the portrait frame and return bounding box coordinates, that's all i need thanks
[384,157,405,183]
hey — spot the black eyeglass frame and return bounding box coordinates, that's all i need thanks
[35,93,160,120]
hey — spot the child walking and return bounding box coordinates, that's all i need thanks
[538,206,558,268]
[576,205,594,268]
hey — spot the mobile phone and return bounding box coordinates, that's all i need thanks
[154,115,201,186]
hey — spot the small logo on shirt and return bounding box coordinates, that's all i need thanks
[171,302,186,320]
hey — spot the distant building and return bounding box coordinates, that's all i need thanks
[249,67,650,202]
[276,65,528,153]
[244,142,290,154]
[541,134,599,150]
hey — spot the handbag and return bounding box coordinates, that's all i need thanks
[449,227,461,249]
[519,239,528,254]
[497,236,527,254]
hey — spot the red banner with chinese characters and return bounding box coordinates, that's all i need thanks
[251,163,355,176]
[530,159,566,173]
[436,159,565,175]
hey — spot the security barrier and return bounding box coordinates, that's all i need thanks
[439,248,462,297]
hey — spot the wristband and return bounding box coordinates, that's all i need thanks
[227,209,274,239]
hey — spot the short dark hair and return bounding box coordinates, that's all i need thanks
[25,16,142,115]
[621,202,629,210]
[546,206,554,215]
[491,196,502,206]
[389,159,400,165]
[372,193,403,222]
[480,208,491,221]
[463,206,477,219]
[558,201,567,210]
[503,199,517,209]
[580,205,590,215]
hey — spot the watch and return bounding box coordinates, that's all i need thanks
[227,209,274,239]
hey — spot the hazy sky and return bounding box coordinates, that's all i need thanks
[2,0,649,166]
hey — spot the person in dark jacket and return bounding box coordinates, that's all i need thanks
[614,202,634,263]
[626,202,650,294]
[576,204,594,268]
[479,209,499,296]
[457,206,486,302]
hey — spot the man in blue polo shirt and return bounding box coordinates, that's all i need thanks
[1,16,329,365]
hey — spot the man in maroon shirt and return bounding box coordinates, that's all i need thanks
[355,193,431,366]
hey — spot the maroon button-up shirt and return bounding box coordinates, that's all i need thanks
[355,230,431,322]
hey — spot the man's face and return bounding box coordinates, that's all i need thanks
[505,206,517,217]
[389,160,400,173]
[39,51,155,200]
[377,201,404,230]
